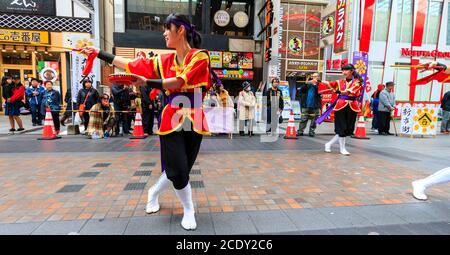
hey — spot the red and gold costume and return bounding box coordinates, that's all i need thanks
[327,79,363,113]
[126,48,212,135]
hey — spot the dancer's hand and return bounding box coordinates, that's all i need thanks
[80,46,99,56]
[129,74,147,87]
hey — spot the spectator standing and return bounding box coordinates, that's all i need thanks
[140,85,155,136]
[41,81,61,134]
[370,84,385,131]
[76,79,99,132]
[112,84,131,135]
[441,90,450,134]
[263,78,284,134]
[25,78,45,126]
[297,73,321,137]
[378,81,396,136]
[5,76,25,133]
[238,81,256,136]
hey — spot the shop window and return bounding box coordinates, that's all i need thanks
[286,4,305,32]
[281,4,289,31]
[2,52,32,65]
[211,1,253,37]
[371,0,391,42]
[127,0,191,32]
[305,5,321,33]
[396,0,413,43]
[423,0,443,45]
[303,33,320,60]
[394,69,410,101]
[368,66,383,91]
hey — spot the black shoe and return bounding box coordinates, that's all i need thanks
[297,133,304,136]
[9,128,16,132]
[308,133,315,137]
[248,131,253,137]
[32,123,36,126]
[240,131,246,136]
[17,128,25,132]
[386,132,394,136]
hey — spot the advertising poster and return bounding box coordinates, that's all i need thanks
[209,51,223,68]
[66,34,98,103]
[255,92,263,122]
[278,82,291,119]
[223,52,238,69]
[38,61,59,82]
[238,52,253,69]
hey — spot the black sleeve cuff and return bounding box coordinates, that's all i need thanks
[436,63,447,71]
[98,50,115,64]
[146,79,163,90]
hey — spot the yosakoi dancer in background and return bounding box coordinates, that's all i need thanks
[81,13,213,230]
[316,64,363,156]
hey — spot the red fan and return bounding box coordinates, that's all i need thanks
[108,73,138,85]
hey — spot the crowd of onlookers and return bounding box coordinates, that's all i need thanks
[2,74,450,137]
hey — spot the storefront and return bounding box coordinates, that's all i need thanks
[112,0,261,98]
[322,0,450,117]
[112,47,255,98]
[0,0,94,113]
[262,0,327,101]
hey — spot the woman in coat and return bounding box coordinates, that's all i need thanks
[238,81,256,136]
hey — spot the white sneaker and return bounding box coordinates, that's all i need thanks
[325,143,331,153]
[339,137,351,156]
[412,181,428,200]
[340,148,351,156]
[145,188,160,214]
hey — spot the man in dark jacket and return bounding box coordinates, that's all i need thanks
[112,84,131,135]
[263,77,284,134]
[297,73,322,137]
[140,85,155,135]
[441,90,450,134]
[76,79,99,131]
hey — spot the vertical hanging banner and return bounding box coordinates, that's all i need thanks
[64,34,99,103]
[410,1,428,102]
[360,0,375,53]
[334,0,347,54]
[352,51,369,103]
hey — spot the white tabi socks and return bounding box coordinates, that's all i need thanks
[146,172,171,214]
[339,137,350,155]
[412,167,450,201]
[325,135,339,152]
[174,183,197,230]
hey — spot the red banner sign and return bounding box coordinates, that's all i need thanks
[326,59,348,70]
[334,0,347,54]
[360,0,375,53]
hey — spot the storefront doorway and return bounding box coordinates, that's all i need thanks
[1,66,35,86]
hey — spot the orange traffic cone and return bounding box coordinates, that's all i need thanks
[38,108,61,140]
[284,110,298,139]
[130,109,147,139]
[352,113,370,140]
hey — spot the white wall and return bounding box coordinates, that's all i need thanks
[73,2,91,18]
[56,0,73,17]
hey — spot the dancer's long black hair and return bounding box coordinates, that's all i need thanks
[165,13,202,48]
[342,64,363,83]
